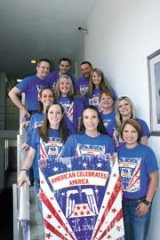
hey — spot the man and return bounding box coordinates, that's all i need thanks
[46,57,77,92]
[77,61,92,97]
[8,58,50,118]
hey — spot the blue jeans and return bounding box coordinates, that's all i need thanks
[34,180,43,215]
[122,198,151,240]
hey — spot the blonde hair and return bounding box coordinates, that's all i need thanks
[55,74,74,98]
[115,96,136,134]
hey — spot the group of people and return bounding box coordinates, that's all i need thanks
[8,57,158,240]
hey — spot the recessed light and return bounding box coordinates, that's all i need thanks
[17,79,22,82]
[30,59,36,64]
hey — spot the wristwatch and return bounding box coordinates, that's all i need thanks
[143,199,151,207]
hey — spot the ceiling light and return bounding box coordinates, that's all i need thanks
[17,79,22,82]
[30,59,36,64]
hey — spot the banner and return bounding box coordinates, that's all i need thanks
[39,153,125,240]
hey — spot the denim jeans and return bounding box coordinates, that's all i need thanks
[122,198,151,240]
[34,180,43,215]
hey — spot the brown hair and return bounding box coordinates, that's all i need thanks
[120,119,142,143]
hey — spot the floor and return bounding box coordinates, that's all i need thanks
[0,189,13,240]
[0,171,17,240]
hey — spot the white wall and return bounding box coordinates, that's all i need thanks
[85,0,160,239]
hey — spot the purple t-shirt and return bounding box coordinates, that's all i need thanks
[46,70,77,91]
[16,75,48,111]
[77,76,89,97]
[57,96,84,132]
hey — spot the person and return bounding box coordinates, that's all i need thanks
[17,103,69,213]
[107,96,150,146]
[83,68,117,109]
[60,105,115,157]
[21,87,55,151]
[46,57,77,92]
[8,58,50,118]
[117,119,158,240]
[99,91,115,130]
[76,61,92,97]
[21,87,55,185]
[55,74,84,133]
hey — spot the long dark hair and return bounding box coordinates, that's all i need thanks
[38,87,55,112]
[80,105,107,134]
[39,103,69,142]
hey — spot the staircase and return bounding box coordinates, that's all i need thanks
[29,186,45,240]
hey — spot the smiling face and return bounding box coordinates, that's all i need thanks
[36,61,50,79]
[100,92,114,109]
[122,123,138,147]
[59,60,70,74]
[91,72,102,88]
[80,63,92,79]
[47,104,63,128]
[82,108,100,134]
[59,77,71,96]
[40,89,54,107]
[118,99,132,118]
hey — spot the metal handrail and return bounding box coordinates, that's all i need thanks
[13,93,31,240]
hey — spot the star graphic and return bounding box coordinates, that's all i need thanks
[46,232,52,239]
[53,166,59,172]
[74,211,78,216]
[83,205,87,210]
[83,162,87,167]
[97,163,102,168]
[111,208,117,213]
[46,214,52,220]
[80,211,84,215]
[116,225,121,231]
[76,206,81,210]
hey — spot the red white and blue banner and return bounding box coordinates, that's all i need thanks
[39,153,125,240]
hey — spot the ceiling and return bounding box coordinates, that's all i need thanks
[0,0,96,80]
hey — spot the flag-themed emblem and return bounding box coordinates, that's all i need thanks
[39,153,125,240]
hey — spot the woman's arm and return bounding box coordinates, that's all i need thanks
[17,147,36,186]
[140,135,148,145]
[136,170,158,216]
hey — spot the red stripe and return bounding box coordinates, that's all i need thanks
[97,208,123,239]
[41,189,76,240]
[92,176,122,239]
[44,219,68,240]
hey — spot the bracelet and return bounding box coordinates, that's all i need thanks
[21,168,28,172]
[143,199,151,207]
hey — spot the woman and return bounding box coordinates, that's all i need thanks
[21,87,55,151]
[17,103,69,212]
[107,96,150,146]
[60,105,115,157]
[55,74,84,133]
[117,119,158,240]
[99,91,115,130]
[83,68,117,109]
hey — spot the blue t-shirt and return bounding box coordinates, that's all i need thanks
[16,75,48,111]
[117,143,158,199]
[77,76,89,97]
[60,133,115,157]
[83,87,117,110]
[26,112,44,145]
[107,118,151,147]
[57,96,84,133]
[29,128,64,179]
[46,70,77,91]
[100,110,115,130]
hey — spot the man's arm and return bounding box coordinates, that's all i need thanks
[8,87,30,118]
